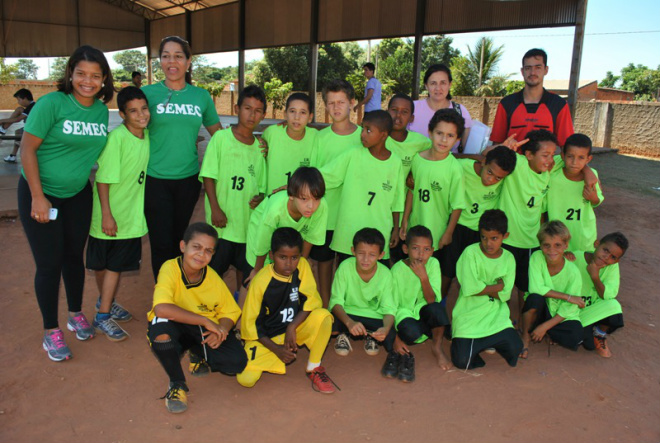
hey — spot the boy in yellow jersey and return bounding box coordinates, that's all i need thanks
[310,80,361,307]
[147,223,247,413]
[238,228,336,393]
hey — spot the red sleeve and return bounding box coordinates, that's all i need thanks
[554,104,574,147]
[489,103,509,143]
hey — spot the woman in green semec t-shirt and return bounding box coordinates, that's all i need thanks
[142,36,222,280]
[18,45,114,362]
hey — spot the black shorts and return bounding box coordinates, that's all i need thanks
[502,244,539,292]
[438,224,480,279]
[309,230,335,262]
[210,238,253,286]
[396,302,450,345]
[451,328,523,369]
[86,236,142,272]
[522,293,583,350]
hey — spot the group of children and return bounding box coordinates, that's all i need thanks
[79,79,628,415]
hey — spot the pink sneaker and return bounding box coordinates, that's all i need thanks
[66,312,95,340]
[43,329,72,362]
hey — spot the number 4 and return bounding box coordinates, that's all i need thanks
[527,196,535,208]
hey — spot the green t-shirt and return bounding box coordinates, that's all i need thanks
[573,251,622,326]
[499,154,550,249]
[263,124,317,194]
[452,243,517,338]
[408,153,466,248]
[142,82,219,179]
[199,128,266,243]
[545,168,603,252]
[528,250,582,322]
[385,131,431,182]
[329,257,396,319]
[457,159,505,231]
[23,91,108,198]
[311,126,361,230]
[245,190,329,266]
[322,148,405,258]
[392,257,442,329]
[90,125,149,240]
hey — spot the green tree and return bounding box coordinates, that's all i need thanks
[505,80,525,95]
[450,56,478,96]
[467,37,504,89]
[49,57,68,81]
[619,63,660,101]
[14,59,39,80]
[112,69,132,82]
[264,78,293,118]
[113,50,147,73]
[0,58,18,84]
[599,71,620,88]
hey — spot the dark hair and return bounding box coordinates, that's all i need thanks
[522,48,548,66]
[363,62,376,73]
[352,228,385,253]
[271,227,303,253]
[522,129,558,155]
[238,85,267,113]
[131,71,141,79]
[406,225,433,245]
[428,108,464,138]
[183,222,218,243]
[57,45,114,104]
[479,209,508,235]
[485,145,517,173]
[537,220,570,244]
[285,92,313,113]
[423,64,453,100]
[117,86,148,114]
[387,93,415,114]
[564,133,593,155]
[159,36,193,84]
[362,110,393,134]
[322,79,355,102]
[287,167,325,200]
[600,232,629,253]
[14,88,33,101]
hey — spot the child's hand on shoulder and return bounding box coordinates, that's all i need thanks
[582,185,599,204]
[249,194,265,209]
[258,136,268,158]
[563,251,576,262]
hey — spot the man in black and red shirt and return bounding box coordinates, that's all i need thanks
[490,49,574,151]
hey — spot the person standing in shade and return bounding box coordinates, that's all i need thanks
[354,63,382,114]
[131,71,142,88]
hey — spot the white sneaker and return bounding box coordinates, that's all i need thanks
[364,335,380,356]
[3,155,16,163]
[334,333,353,356]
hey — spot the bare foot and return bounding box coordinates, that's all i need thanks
[520,334,530,359]
[432,344,453,370]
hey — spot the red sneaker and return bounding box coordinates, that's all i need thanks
[594,336,612,358]
[308,367,337,394]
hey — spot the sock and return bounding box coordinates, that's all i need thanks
[96,312,111,321]
[306,361,321,372]
[593,326,607,338]
[151,339,186,383]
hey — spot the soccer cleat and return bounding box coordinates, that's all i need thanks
[334,333,353,356]
[381,351,400,379]
[308,367,337,394]
[162,383,189,413]
[96,297,132,322]
[42,329,72,362]
[397,352,416,383]
[188,351,211,377]
[3,154,16,163]
[594,336,612,358]
[66,312,95,340]
[93,316,129,341]
[364,335,380,356]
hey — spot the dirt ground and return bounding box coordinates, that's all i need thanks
[0,152,658,443]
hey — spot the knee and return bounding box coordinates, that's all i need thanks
[154,334,171,341]
[397,320,422,345]
[237,370,261,388]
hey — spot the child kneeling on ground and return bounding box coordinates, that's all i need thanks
[147,222,247,414]
[237,227,337,393]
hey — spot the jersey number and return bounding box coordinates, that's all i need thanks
[470,203,479,214]
[566,208,582,221]
[231,176,245,190]
[137,171,145,185]
[367,191,376,206]
[526,196,535,208]
[280,307,294,323]
[249,345,257,360]
[418,189,430,203]
[285,171,292,182]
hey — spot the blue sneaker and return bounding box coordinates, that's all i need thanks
[66,312,95,341]
[43,329,73,362]
[93,316,129,342]
[96,297,132,322]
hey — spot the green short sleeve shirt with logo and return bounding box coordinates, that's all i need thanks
[199,128,266,243]
[573,251,621,326]
[90,124,150,240]
[142,82,219,179]
[23,91,109,198]
[392,257,442,328]
[263,124,317,195]
[457,159,505,231]
[385,131,431,183]
[528,250,582,322]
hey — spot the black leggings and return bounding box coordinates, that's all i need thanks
[144,174,201,280]
[18,176,92,329]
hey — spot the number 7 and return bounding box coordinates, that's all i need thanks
[367,191,376,206]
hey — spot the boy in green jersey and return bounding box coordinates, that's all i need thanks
[451,210,523,369]
[87,87,150,341]
[321,110,405,263]
[575,232,628,358]
[199,85,267,292]
[263,93,317,194]
[383,225,451,382]
[330,229,397,366]
[545,133,603,252]
[245,167,328,275]
[401,109,466,301]
[520,221,585,359]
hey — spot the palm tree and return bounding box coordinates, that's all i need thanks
[467,37,505,89]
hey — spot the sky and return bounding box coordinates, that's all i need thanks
[7,0,659,85]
